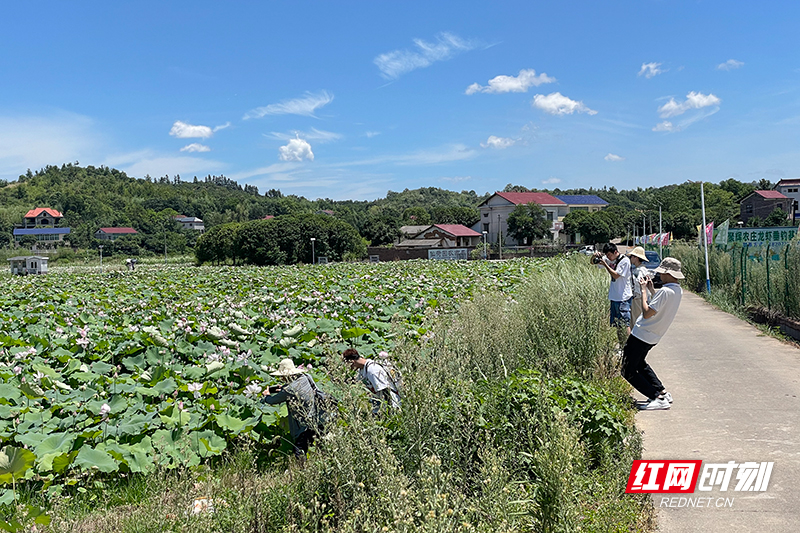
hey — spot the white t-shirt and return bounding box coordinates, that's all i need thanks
[631,283,682,344]
[607,255,633,302]
[358,360,401,411]
[631,264,648,298]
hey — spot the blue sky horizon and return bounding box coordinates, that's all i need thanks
[1,1,799,200]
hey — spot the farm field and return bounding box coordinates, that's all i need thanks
[0,258,650,532]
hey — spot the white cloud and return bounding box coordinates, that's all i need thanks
[331,144,476,167]
[717,59,744,71]
[374,32,481,80]
[638,62,664,79]
[440,176,472,183]
[0,113,100,179]
[213,122,231,132]
[532,92,597,116]
[481,135,515,149]
[466,69,555,95]
[244,91,334,119]
[652,121,676,132]
[658,91,721,118]
[267,128,342,143]
[180,143,211,153]
[169,120,213,139]
[542,177,561,185]
[279,138,314,162]
[652,105,720,133]
[365,131,381,138]
[604,153,625,162]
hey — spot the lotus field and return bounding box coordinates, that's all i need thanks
[0,259,546,497]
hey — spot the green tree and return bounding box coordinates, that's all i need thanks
[361,215,400,246]
[402,207,431,225]
[563,211,612,245]
[507,203,550,244]
[764,207,789,227]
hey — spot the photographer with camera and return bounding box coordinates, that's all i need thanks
[594,243,633,344]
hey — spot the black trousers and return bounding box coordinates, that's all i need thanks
[294,429,316,458]
[621,334,664,400]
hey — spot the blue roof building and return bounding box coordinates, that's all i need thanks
[13,227,71,243]
[554,195,609,208]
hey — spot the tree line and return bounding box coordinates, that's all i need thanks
[0,163,789,262]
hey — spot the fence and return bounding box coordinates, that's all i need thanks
[666,241,800,320]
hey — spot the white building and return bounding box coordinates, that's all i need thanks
[477,192,569,245]
[775,179,800,223]
[8,256,48,275]
[175,216,205,232]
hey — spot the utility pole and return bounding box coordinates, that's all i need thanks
[99,245,104,272]
[658,204,663,259]
[497,214,502,260]
[310,237,316,264]
[700,181,711,293]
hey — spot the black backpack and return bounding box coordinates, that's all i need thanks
[305,375,338,433]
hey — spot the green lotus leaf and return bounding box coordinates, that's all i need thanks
[214,413,245,434]
[342,327,370,340]
[91,362,114,375]
[19,382,46,399]
[193,430,227,457]
[0,489,14,505]
[205,361,225,375]
[0,385,21,403]
[74,446,117,473]
[0,447,36,484]
[33,432,75,459]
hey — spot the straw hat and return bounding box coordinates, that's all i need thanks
[628,246,648,261]
[270,358,306,377]
[655,257,685,279]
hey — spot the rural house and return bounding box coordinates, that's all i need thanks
[396,224,482,249]
[775,179,800,223]
[96,227,138,241]
[739,190,790,225]
[174,216,205,232]
[477,192,568,245]
[7,256,48,275]
[22,207,63,227]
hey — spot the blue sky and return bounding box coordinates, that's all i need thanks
[1,1,799,200]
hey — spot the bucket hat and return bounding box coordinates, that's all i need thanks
[628,246,648,261]
[654,257,685,279]
[270,358,306,377]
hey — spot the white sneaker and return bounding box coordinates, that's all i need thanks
[662,392,673,403]
[638,397,670,410]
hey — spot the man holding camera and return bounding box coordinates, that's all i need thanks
[594,243,633,342]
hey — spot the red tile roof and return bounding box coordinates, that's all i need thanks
[493,192,566,206]
[98,227,138,234]
[24,208,63,218]
[778,179,800,186]
[432,224,482,237]
[755,190,788,199]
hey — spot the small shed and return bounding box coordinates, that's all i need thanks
[8,256,48,275]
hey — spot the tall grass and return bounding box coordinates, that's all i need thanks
[43,258,651,533]
[671,241,800,319]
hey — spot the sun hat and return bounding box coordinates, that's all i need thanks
[654,257,685,279]
[628,246,648,261]
[270,358,306,377]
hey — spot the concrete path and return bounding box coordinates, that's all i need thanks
[636,291,800,532]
